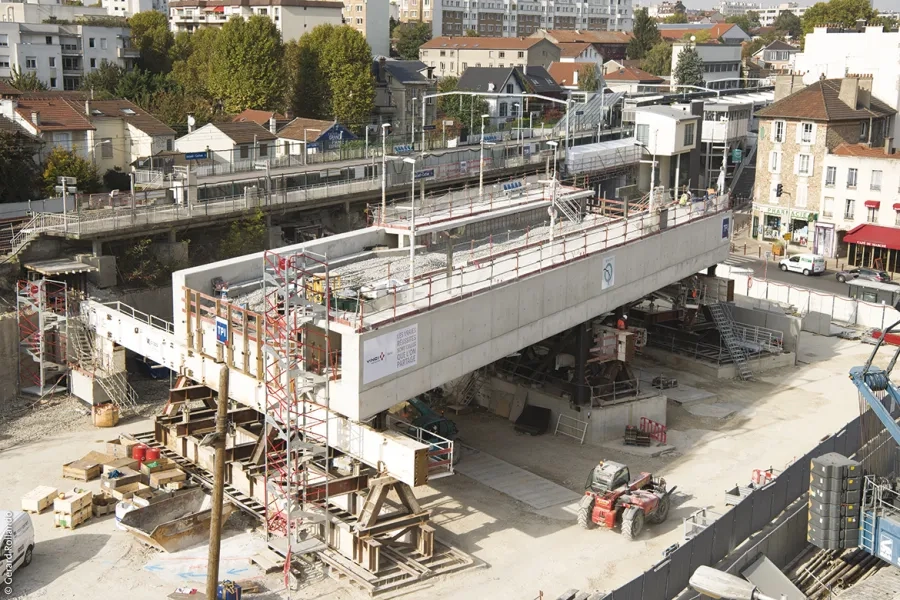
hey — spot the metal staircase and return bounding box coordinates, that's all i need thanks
[707,302,752,380]
[451,369,485,409]
[69,314,139,412]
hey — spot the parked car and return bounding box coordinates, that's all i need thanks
[779,253,826,276]
[835,267,893,284]
[1,510,34,577]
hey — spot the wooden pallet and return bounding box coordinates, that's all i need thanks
[251,547,286,573]
[21,485,58,514]
[54,506,92,530]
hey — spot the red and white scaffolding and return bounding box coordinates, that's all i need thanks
[16,279,69,396]
[262,249,335,567]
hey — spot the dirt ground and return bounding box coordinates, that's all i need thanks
[0,332,872,599]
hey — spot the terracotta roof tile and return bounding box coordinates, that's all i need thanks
[89,100,175,137]
[232,108,286,126]
[534,30,632,44]
[277,118,336,141]
[214,121,277,144]
[0,81,21,97]
[660,23,737,40]
[558,42,592,58]
[14,98,94,132]
[547,62,597,87]
[833,142,900,160]
[756,78,896,121]
[421,36,546,50]
[604,66,663,82]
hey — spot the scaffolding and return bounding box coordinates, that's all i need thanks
[262,249,334,570]
[16,279,69,396]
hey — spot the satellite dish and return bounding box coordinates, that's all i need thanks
[187,115,196,127]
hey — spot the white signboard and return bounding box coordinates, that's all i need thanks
[601,255,615,290]
[363,324,418,385]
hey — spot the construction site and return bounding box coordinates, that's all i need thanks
[2,156,900,600]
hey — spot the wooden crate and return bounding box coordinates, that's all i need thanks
[21,486,58,514]
[92,497,115,517]
[150,468,186,489]
[63,451,114,481]
[101,467,142,490]
[140,458,172,476]
[103,458,139,474]
[54,506,91,530]
[109,482,153,501]
[54,489,93,514]
[106,437,139,459]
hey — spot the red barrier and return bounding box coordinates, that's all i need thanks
[639,417,667,444]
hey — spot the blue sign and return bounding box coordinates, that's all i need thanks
[483,134,500,143]
[184,151,208,161]
[215,316,228,345]
[576,110,585,116]
[415,169,435,180]
[306,142,321,150]
[422,125,436,131]
[721,216,731,241]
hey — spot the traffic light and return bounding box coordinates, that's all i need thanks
[776,184,784,198]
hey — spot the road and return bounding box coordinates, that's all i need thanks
[723,253,851,296]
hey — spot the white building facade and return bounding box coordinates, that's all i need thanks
[757,2,806,27]
[717,1,760,17]
[671,42,742,91]
[342,0,389,57]
[634,105,700,194]
[169,0,345,42]
[102,0,168,18]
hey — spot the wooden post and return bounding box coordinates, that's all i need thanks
[242,311,250,373]
[206,364,230,600]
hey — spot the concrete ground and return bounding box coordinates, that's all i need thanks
[0,332,872,599]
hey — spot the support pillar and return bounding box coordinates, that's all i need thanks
[92,239,102,257]
[707,265,716,276]
[574,321,591,406]
[167,230,176,243]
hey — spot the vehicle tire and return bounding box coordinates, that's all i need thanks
[779,264,788,271]
[648,495,670,525]
[837,275,846,283]
[802,269,810,276]
[577,495,595,530]
[622,509,644,541]
[23,545,33,568]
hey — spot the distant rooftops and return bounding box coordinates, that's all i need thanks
[421,36,547,50]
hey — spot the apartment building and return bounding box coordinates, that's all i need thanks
[756,2,806,28]
[0,0,166,21]
[102,0,168,18]
[169,0,344,42]
[750,76,896,257]
[419,36,559,78]
[531,29,631,61]
[670,42,742,91]
[428,0,633,39]
[717,1,759,17]
[0,23,138,91]
[342,0,389,57]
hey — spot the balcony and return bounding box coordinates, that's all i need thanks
[117,47,140,58]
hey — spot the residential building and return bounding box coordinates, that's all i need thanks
[530,30,631,62]
[750,39,797,72]
[548,62,604,91]
[647,1,681,19]
[670,42,742,91]
[102,0,168,17]
[175,121,277,165]
[818,142,900,263]
[397,0,426,23]
[0,2,108,22]
[418,36,559,78]
[0,95,95,162]
[456,66,564,127]
[0,23,138,91]
[232,109,289,129]
[791,25,900,141]
[750,76,896,257]
[342,0,390,58]
[428,0,634,39]
[756,2,806,28]
[633,105,700,194]
[276,118,357,156]
[557,42,604,66]
[87,99,176,174]
[371,58,437,138]
[717,1,760,17]
[168,0,344,42]
[602,63,663,93]
[658,22,750,44]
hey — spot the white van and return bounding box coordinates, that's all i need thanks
[1,511,34,578]
[779,253,826,276]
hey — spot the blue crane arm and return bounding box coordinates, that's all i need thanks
[850,318,900,447]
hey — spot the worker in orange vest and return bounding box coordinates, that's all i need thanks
[616,315,628,330]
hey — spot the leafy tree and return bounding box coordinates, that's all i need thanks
[663,13,688,24]
[219,209,267,258]
[627,8,661,59]
[102,167,130,192]
[742,31,780,59]
[725,14,753,33]
[128,11,173,74]
[170,27,218,100]
[802,0,875,35]
[464,29,480,36]
[577,64,602,91]
[395,22,431,60]
[772,10,802,37]
[118,238,170,287]
[148,90,214,133]
[7,68,47,91]
[436,76,489,131]
[114,69,169,106]
[389,16,399,37]
[873,14,899,29]
[80,62,124,98]
[746,10,761,28]
[209,16,285,112]
[673,45,704,87]
[42,147,100,196]
[682,30,711,43]
[641,41,673,76]
[0,131,41,202]
[286,36,328,120]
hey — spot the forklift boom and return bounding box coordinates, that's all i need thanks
[849,318,900,447]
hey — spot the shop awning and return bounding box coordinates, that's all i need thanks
[843,224,900,250]
[865,200,881,208]
[893,203,900,211]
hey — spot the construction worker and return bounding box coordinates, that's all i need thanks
[617,315,628,330]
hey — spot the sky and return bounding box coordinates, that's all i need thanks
[667,0,896,11]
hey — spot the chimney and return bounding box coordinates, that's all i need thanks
[886,137,894,156]
[269,115,277,135]
[839,77,859,110]
[857,75,873,109]
[573,69,578,85]
[85,99,90,116]
[31,111,39,126]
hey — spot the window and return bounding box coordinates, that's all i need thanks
[498,51,505,58]
[49,77,56,88]
[798,154,810,175]
[847,168,858,188]
[101,138,113,159]
[518,51,524,58]
[239,145,249,159]
[46,36,53,45]
[0,34,7,47]
[259,144,268,157]
[860,120,868,142]
[25,57,36,70]
[825,166,836,187]
[823,197,834,218]
[440,50,446,56]
[845,199,855,220]
[49,57,55,68]
[90,58,96,68]
[636,124,649,146]
[499,102,508,117]
[772,120,784,143]
[683,123,694,146]
[89,38,95,48]
[868,207,877,223]
[796,184,807,208]
[0,56,9,68]
[871,170,882,191]
[440,62,445,70]
[461,62,467,69]
[896,209,900,227]
[800,122,813,143]
[768,150,781,173]
[166,138,173,151]
[506,83,513,93]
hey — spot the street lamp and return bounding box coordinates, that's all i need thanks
[402,156,417,288]
[513,103,521,157]
[90,138,112,168]
[381,123,391,224]
[303,128,321,166]
[689,566,779,600]
[547,140,559,180]
[479,113,490,198]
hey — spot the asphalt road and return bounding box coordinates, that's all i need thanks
[723,253,851,296]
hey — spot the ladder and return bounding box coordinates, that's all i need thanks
[707,302,752,380]
[452,370,484,409]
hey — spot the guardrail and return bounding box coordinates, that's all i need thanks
[386,413,454,480]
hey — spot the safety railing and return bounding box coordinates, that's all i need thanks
[95,300,176,335]
[385,413,454,480]
[591,378,641,406]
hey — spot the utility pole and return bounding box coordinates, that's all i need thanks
[206,364,230,600]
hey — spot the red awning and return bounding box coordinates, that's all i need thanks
[865,200,881,208]
[893,203,900,210]
[843,224,900,250]
[212,5,224,12]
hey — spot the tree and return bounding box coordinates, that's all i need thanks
[128,11,173,74]
[663,14,688,24]
[641,41,672,76]
[746,10,761,28]
[673,45,704,87]
[114,70,170,107]
[219,209,267,259]
[577,64,602,91]
[436,76,489,131]
[802,0,875,35]
[394,22,431,60]
[0,131,41,202]
[209,16,285,112]
[80,62,124,98]
[464,29,480,36]
[7,68,47,92]
[148,90,214,133]
[285,35,328,120]
[725,14,753,34]
[627,8,661,60]
[682,30,711,43]
[389,16,399,37]
[772,10,802,38]
[42,147,100,196]
[170,27,219,100]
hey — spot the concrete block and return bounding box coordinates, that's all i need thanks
[82,254,117,288]
[150,240,189,266]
